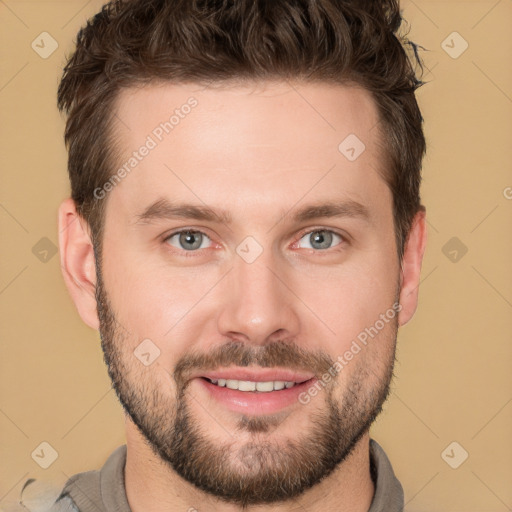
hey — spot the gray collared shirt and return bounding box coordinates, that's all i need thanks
[22,439,404,511]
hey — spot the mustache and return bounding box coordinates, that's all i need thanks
[173,339,335,388]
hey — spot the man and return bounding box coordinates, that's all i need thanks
[21,0,428,510]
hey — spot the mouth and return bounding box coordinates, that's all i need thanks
[192,369,316,415]
[204,377,304,392]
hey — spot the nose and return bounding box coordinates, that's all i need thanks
[216,248,301,346]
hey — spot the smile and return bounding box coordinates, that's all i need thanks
[207,378,299,392]
[194,370,316,415]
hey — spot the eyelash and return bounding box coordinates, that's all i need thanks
[162,227,348,257]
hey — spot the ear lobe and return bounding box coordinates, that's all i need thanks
[398,208,428,327]
[58,198,100,330]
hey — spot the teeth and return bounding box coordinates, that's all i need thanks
[238,380,256,392]
[209,379,297,392]
[256,381,274,392]
[226,379,239,390]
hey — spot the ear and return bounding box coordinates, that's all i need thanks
[398,208,428,326]
[58,198,99,330]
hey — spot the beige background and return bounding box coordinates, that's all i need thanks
[1,1,511,510]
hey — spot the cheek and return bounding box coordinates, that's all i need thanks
[294,255,399,350]
[101,246,222,357]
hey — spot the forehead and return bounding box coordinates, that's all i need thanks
[113,80,380,155]
[107,80,388,220]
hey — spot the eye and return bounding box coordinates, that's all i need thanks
[296,230,344,251]
[164,230,212,251]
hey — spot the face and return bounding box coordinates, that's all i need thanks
[92,81,404,506]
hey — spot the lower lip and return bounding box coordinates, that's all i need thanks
[196,378,316,415]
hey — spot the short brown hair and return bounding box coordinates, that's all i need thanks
[58,0,426,259]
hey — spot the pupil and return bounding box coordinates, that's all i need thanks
[311,230,331,249]
[181,231,201,250]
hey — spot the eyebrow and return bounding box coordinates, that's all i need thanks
[134,197,371,226]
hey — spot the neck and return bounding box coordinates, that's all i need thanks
[124,420,375,512]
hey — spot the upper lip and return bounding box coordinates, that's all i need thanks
[193,368,315,383]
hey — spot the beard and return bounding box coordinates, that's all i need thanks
[95,265,398,508]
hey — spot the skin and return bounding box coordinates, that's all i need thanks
[58,80,427,512]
